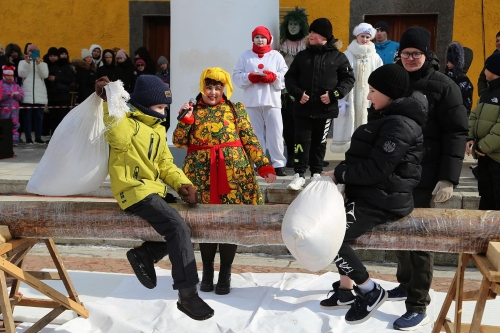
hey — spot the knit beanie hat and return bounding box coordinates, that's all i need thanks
[116,49,127,59]
[485,52,500,76]
[81,49,91,59]
[399,27,431,57]
[135,59,146,68]
[252,26,273,45]
[58,47,68,55]
[2,65,14,77]
[129,75,172,119]
[309,18,333,40]
[374,21,389,34]
[158,55,168,66]
[353,23,376,39]
[368,64,410,100]
[47,47,59,56]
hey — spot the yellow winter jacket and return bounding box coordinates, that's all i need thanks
[103,103,192,210]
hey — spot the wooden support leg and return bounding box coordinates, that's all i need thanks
[0,270,15,333]
[454,253,468,333]
[469,276,492,333]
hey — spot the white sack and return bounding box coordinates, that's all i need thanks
[26,93,109,196]
[282,176,346,272]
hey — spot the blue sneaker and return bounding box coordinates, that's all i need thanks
[387,285,407,301]
[393,311,430,331]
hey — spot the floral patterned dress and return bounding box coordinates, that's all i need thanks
[173,100,273,205]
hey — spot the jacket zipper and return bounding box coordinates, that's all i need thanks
[148,133,154,160]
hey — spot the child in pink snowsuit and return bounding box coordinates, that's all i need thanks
[0,65,24,145]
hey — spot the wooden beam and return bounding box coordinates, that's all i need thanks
[17,298,61,309]
[26,271,60,280]
[473,254,500,283]
[23,305,66,333]
[0,271,15,333]
[1,197,500,252]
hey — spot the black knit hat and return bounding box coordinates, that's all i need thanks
[485,52,500,76]
[368,64,410,100]
[47,47,59,56]
[129,75,172,119]
[399,27,431,57]
[309,18,333,40]
[58,47,68,55]
[374,21,389,34]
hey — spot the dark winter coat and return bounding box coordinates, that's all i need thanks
[445,43,474,114]
[96,49,124,83]
[45,58,75,104]
[72,58,96,103]
[117,57,136,93]
[285,38,355,119]
[401,53,468,188]
[478,49,498,97]
[334,91,428,217]
[134,47,156,75]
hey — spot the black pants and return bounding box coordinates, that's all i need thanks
[335,199,396,285]
[49,101,71,135]
[395,187,434,313]
[126,194,199,290]
[199,243,237,266]
[281,94,295,164]
[293,115,332,175]
[476,155,500,210]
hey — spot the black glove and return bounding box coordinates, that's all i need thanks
[178,184,198,205]
[95,76,110,101]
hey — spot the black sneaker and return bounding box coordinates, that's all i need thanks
[387,285,407,301]
[320,281,355,310]
[26,139,33,145]
[126,245,157,289]
[345,283,388,325]
[34,138,45,144]
[274,167,287,177]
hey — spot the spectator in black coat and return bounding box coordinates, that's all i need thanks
[320,64,427,326]
[445,42,474,117]
[391,27,468,331]
[116,49,136,93]
[72,49,97,104]
[134,46,155,75]
[96,49,124,82]
[477,31,500,97]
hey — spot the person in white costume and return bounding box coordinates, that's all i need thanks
[331,23,383,153]
[233,26,289,176]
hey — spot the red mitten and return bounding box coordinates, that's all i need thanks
[261,70,277,83]
[248,72,263,84]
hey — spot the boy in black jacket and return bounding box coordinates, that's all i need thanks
[321,64,428,325]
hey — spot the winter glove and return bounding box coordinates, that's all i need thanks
[248,72,263,84]
[261,70,277,83]
[178,184,198,205]
[432,180,453,203]
[95,76,110,101]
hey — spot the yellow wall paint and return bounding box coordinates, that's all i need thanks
[280,0,351,50]
[453,0,499,102]
[0,0,130,59]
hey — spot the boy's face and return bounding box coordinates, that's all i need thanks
[149,104,168,115]
[309,31,327,46]
[367,85,392,110]
[484,69,499,82]
[446,61,454,69]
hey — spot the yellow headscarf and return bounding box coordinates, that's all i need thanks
[199,67,234,99]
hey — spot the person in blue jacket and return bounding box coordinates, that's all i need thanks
[374,21,400,65]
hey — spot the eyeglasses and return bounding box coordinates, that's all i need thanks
[400,52,424,59]
[136,64,144,67]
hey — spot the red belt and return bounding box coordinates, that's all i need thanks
[187,140,243,203]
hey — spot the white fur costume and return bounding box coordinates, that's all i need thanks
[331,40,382,153]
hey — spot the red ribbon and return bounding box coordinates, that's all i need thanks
[187,140,243,204]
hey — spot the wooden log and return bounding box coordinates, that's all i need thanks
[0,196,500,253]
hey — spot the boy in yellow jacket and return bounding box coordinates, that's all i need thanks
[95,75,213,321]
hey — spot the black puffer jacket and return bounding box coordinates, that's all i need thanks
[334,91,428,217]
[285,38,355,119]
[401,53,468,188]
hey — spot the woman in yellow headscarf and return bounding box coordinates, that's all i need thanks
[173,67,276,295]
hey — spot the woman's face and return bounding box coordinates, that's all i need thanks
[49,55,58,63]
[356,33,371,45]
[136,63,145,72]
[253,34,268,46]
[104,53,113,65]
[10,51,18,59]
[84,56,93,64]
[288,20,301,36]
[202,84,224,105]
[116,57,125,63]
[59,53,68,59]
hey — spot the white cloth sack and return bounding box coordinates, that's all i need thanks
[26,93,109,196]
[282,176,346,272]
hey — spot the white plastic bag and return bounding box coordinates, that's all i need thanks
[282,176,347,272]
[26,93,109,196]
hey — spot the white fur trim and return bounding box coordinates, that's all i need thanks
[353,23,376,40]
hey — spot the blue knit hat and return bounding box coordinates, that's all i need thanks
[129,75,172,119]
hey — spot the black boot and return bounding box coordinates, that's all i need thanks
[200,262,214,292]
[215,265,232,295]
[177,285,214,321]
[126,241,168,289]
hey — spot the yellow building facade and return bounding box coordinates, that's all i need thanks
[1,0,498,101]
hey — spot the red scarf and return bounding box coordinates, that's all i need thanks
[252,44,272,58]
